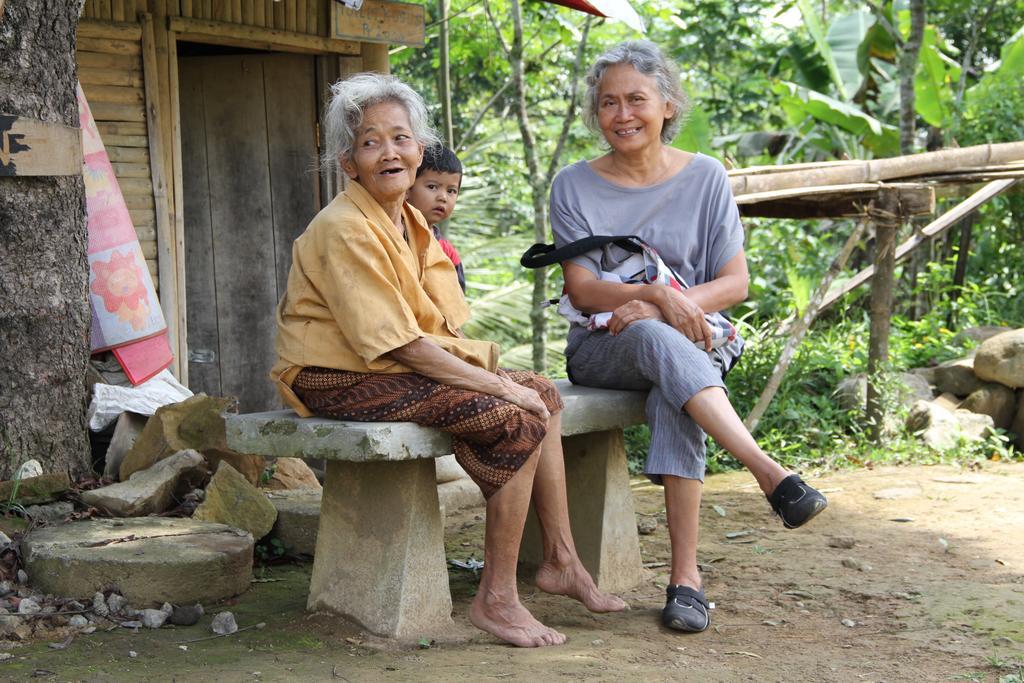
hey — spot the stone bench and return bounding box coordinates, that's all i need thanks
[225,379,647,639]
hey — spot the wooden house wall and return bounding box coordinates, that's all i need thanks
[77,20,160,287]
[82,0,327,35]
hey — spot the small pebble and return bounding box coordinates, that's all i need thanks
[129,650,138,658]
[106,593,128,615]
[92,592,109,617]
[121,620,143,629]
[141,609,168,629]
[69,615,89,628]
[0,532,10,550]
[827,536,856,549]
[841,618,856,627]
[170,604,204,627]
[16,570,28,585]
[590,639,604,646]
[17,598,41,615]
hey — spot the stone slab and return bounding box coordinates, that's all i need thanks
[225,380,648,462]
[267,489,321,556]
[437,477,484,516]
[520,429,643,593]
[307,459,453,639]
[22,518,253,606]
[104,411,148,480]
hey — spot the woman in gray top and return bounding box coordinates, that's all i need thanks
[550,40,828,633]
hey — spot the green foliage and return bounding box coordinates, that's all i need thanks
[255,538,288,565]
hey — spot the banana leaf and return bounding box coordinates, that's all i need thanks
[773,81,899,156]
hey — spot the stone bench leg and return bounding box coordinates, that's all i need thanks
[307,459,453,639]
[519,429,642,593]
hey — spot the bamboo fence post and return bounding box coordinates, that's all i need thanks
[866,189,901,440]
[744,218,869,434]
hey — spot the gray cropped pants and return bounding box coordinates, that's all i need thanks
[566,320,727,484]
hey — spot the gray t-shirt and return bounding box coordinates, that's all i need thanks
[549,154,745,365]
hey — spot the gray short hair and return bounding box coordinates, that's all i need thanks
[321,73,439,175]
[582,41,688,145]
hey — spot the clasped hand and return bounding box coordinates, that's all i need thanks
[495,369,549,420]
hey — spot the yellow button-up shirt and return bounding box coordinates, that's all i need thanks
[271,181,498,415]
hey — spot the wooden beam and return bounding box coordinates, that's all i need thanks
[818,178,1019,312]
[142,13,182,382]
[78,19,144,40]
[866,190,900,440]
[0,115,82,176]
[738,183,934,219]
[330,0,425,46]
[168,31,189,386]
[360,42,389,74]
[167,16,360,54]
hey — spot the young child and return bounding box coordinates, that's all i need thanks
[407,144,467,292]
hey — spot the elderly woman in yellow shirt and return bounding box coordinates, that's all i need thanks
[272,73,625,648]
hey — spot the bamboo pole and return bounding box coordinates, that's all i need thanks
[818,179,1019,312]
[744,217,869,433]
[866,190,900,440]
[730,142,1024,197]
[437,0,453,149]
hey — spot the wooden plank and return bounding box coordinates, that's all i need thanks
[286,0,297,31]
[124,0,138,21]
[182,0,194,16]
[213,0,229,21]
[78,66,145,88]
[0,115,82,176]
[140,240,158,259]
[129,207,156,226]
[106,145,149,163]
[265,0,274,28]
[330,0,425,46]
[241,0,254,25]
[124,193,155,209]
[78,20,143,40]
[819,179,1019,312]
[168,31,189,386]
[112,0,125,22]
[117,177,155,195]
[738,183,934,220]
[96,121,147,136]
[263,54,320,298]
[111,161,152,176]
[78,36,142,56]
[147,259,158,277]
[168,16,359,53]
[360,42,389,74]
[87,101,145,122]
[135,224,157,241]
[76,51,140,71]
[305,0,317,34]
[102,134,149,147]
[232,0,242,23]
[96,0,112,20]
[201,0,212,19]
[80,84,145,104]
[253,0,265,26]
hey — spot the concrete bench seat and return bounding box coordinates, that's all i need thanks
[226,379,647,639]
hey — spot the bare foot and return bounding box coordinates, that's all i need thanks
[535,560,628,613]
[469,592,567,648]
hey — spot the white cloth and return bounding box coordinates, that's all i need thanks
[87,369,193,431]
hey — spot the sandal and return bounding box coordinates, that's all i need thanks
[662,585,711,633]
[767,474,828,529]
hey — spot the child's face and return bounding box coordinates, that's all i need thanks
[407,170,461,225]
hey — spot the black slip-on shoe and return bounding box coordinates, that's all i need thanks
[662,585,711,633]
[767,474,828,529]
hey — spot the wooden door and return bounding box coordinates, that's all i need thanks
[179,53,319,412]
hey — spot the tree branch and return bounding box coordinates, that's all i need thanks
[545,16,592,185]
[955,0,998,106]
[482,0,510,58]
[863,0,904,48]
[455,78,512,152]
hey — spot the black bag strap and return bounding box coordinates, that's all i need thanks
[520,235,645,269]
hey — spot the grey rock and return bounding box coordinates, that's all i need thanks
[636,516,658,535]
[1013,399,1024,451]
[23,501,75,524]
[907,400,993,450]
[160,601,173,615]
[170,604,204,626]
[955,325,1014,346]
[106,593,128,615]
[267,490,321,556]
[934,357,985,397]
[17,598,41,615]
[0,615,20,635]
[16,570,27,584]
[65,600,85,611]
[80,449,206,517]
[434,454,468,484]
[0,581,13,596]
[841,558,872,572]
[104,412,149,481]
[834,372,932,413]
[210,611,238,635]
[974,329,1024,388]
[960,382,1017,430]
[908,366,938,385]
[92,592,109,617]
[140,608,168,629]
[69,615,89,628]
[0,532,11,550]
[120,620,143,629]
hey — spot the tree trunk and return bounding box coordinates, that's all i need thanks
[898,0,926,154]
[0,1,91,479]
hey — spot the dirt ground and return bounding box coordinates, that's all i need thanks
[3,461,1023,682]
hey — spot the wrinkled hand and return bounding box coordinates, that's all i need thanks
[656,287,713,351]
[607,300,664,336]
[496,370,550,420]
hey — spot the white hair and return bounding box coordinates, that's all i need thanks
[583,40,689,145]
[321,73,439,175]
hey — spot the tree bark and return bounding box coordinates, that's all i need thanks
[0,0,91,479]
[898,0,926,154]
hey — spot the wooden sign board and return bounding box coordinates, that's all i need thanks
[0,114,82,177]
[331,0,425,47]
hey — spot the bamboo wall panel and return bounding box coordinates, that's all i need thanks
[77,20,159,268]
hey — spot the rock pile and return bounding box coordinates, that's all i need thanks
[906,328,1024,450]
